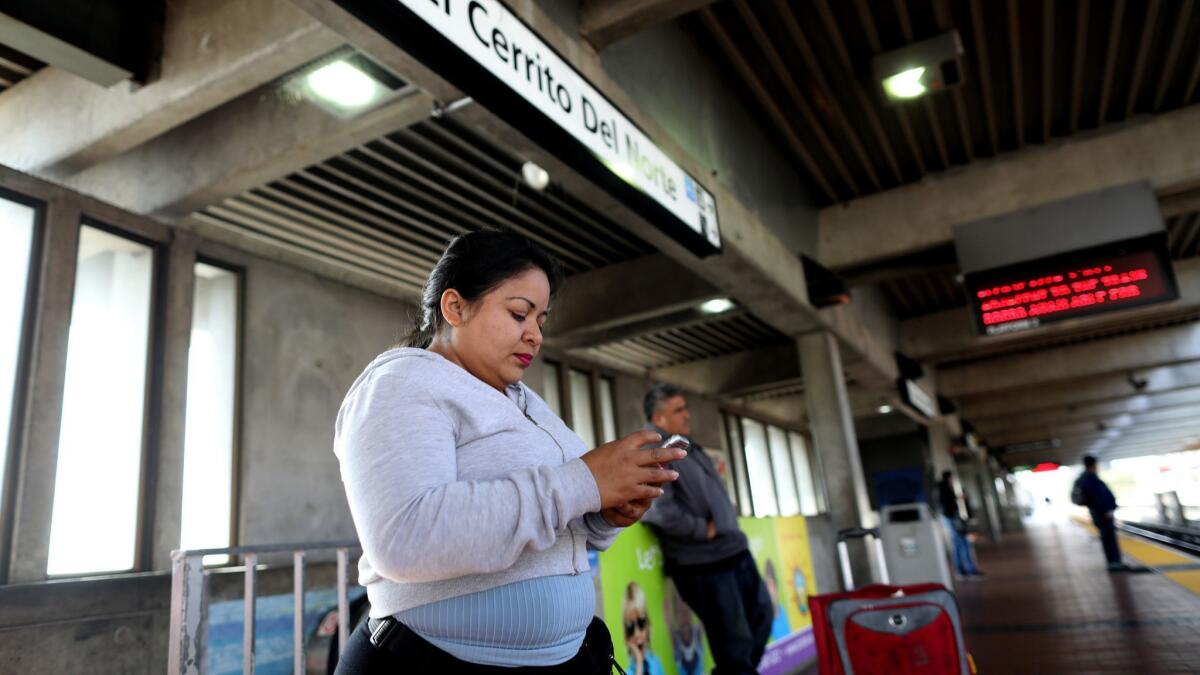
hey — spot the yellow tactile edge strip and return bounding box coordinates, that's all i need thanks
[1072,515,1200,596]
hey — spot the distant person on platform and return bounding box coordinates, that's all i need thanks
[1072,455,1126,571]
[641,384,772,675]
[937,471,983,578]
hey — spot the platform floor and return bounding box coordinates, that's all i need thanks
[958,518,1200,673]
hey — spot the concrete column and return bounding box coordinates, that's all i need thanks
[147,233,198,571]
[975,457,1003,542]
[799,332,875,588]
[927,421,957,480]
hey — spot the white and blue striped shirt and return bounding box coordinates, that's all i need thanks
[398,573,596,666]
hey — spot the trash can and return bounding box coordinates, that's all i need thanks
[878,502,954,587]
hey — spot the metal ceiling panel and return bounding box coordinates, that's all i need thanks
[194,117,654,293]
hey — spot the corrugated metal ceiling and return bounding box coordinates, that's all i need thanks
[688,0,1200,205]
[581,313,790,370]
[193,117,655,293]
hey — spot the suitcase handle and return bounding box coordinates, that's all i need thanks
[836,528,890,588]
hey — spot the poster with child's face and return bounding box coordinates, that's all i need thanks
[599,523,688,675]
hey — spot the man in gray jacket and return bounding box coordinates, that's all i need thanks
[641,384,772,674]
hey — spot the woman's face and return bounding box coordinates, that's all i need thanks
[443,267,550,391]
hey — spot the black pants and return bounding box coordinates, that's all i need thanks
[670,552,773,675]
[1092,512,1122,565]
[333,615,616,675]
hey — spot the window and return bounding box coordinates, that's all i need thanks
[47,225,155,575]
[568,369,596,448]
[740,418,778,517]
[0,196,36,519]
[542,361,562,417]
[789,431,820,516]
[767,425,800,516]
[725,414,753,517]
[180,262,240,564]
[597,377,617,443]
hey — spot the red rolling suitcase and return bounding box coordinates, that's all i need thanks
[809,528,973,675]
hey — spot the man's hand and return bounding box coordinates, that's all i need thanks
[602,498,653,527]
[706,519,717,540]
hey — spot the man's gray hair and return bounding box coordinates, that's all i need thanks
[644,383,684,422]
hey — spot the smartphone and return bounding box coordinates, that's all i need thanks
[662,434,690,451]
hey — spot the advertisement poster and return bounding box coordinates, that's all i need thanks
[598,517,816,675]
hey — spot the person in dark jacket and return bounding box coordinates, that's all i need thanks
[937,471,982,577]
[640,384,772,675]
[1073,455,1125,570]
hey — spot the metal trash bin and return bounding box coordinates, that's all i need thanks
[878,502,954,587]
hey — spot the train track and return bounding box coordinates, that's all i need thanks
[1119,521,1200,557]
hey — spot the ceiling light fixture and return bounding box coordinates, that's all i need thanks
[291,52,407,118]
[882,67,927,99]
[521,161,550,190]
[874,30,964,104]
[699,298,736,314]
[878,404,893,414]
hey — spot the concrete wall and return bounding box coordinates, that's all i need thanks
[237,253,411,546]
[537,0,820,255]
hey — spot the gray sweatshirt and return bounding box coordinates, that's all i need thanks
[334,348,621,617]
[641,428,748,567]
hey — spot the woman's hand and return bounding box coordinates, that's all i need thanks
[581,430,685,509]
[602,498,654,527]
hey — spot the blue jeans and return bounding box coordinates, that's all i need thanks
[942,515,979,575]
[669,552,773,675]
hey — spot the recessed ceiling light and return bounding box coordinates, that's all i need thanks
[878,404,893,414]
[699,298,736,314]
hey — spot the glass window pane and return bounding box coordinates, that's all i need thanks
[789,431,819,516]
[543,362,561,418]
[768,425,800,516]
[181,263,239,565]
[569,369,596,449]
[726,414,753,517]
[48,226,154,575]
[598,377,617,443]
[0,197,36,517]
[741,418,778,517]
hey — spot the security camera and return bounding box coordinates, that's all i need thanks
[1127,372,1148,391]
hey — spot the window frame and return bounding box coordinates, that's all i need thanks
[187,255,246,560]
[46,218,164,577]
[722,410,826,518]
[0,188,46,585]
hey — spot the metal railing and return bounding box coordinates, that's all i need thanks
[168,540,360,675]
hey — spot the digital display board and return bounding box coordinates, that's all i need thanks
[963,234,1179,335]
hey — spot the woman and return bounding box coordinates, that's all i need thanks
[334,230,686,674]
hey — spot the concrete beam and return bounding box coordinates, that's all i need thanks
[936,321,1200,397]
[547,253,721,344]
[62,83,435,220]
[903,254,1200,363]
[647,344,799,397]
[960,362,1200,421]
[0,0,342,177]
[987,406,1200,446]
[818,105,1200,270]
[973,388,1200,435]
[580,0,719,50]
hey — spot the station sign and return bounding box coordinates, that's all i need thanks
[898,378,937,419]
[332,0,721,257]
[963,234,1179,336]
